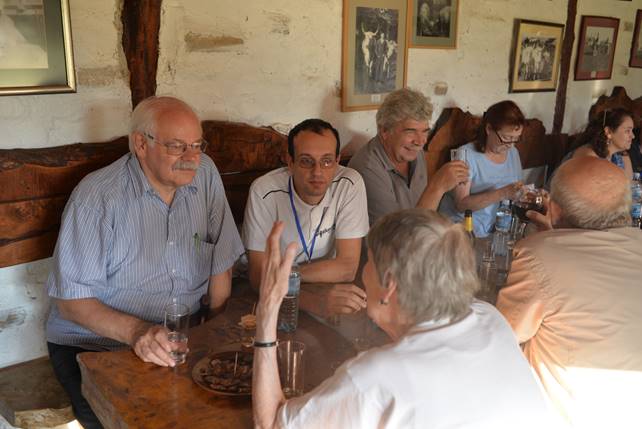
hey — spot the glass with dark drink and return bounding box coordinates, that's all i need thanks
[512,186,546,223]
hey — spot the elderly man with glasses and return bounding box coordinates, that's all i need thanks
[242,119,369,319]
[45,96,244,429]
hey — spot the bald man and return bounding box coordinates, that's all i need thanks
[497,157,642,428]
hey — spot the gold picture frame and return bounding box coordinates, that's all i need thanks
[407,0,458,49]
[0,0,76,96]
[341,0,407,112]
[508,19,564,93]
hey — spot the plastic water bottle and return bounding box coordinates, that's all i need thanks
[278,264,300,332]
[495,200,512,233]
[493,200,512,257]
[631,173,641,228]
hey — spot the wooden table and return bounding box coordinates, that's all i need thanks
[77,291,361,429]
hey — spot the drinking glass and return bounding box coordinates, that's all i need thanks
[239,314,256,350]
[480,238,495,264]
[277,340,305,398]
[164,302,189,365]
[512,185,545,223]
[477,261,498,304]
[450,147,468,164]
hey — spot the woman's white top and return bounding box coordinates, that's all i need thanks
[277,300,562,429]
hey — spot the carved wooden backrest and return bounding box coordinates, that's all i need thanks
[0,122,287,268]
[426,107,550,173]
[588,86,642,128]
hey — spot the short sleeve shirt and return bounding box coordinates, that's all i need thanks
[439,142,522,237]
[277,301,559,428]
[46,153,244,350]
[348,135,427,225]
[242,166,369,264]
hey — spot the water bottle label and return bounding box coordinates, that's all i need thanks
[495,213,511,232]
[632,203,642,219]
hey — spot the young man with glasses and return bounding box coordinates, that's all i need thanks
[243,119,369,318]
[45,96,244,428]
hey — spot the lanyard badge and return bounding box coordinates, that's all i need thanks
[288,177,328,263]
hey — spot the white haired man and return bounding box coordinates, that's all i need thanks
[497,157,642,428]
[46,96,244,428]
[348,88,468,225]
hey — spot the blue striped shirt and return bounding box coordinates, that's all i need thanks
[46,153,244,350]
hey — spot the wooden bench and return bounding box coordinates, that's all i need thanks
[425,86,642,184]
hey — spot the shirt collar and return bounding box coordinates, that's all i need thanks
[126,153,199,199]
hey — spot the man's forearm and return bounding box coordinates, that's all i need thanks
[209,268,233,314]
[56,298,149,346]
[298,258,358,283]
[416,181,448,211]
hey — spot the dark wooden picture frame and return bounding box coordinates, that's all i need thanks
[630,10,642,68]
[508,19,565,93]
[407,0,458,49]
[0,0,76,96]
[341,0,408,112]
[574,15,620,81]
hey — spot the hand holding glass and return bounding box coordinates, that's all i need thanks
[450,147,468,164]
[164,302,189,365]
[513,185,546,223]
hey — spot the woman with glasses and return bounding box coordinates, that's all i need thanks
[439,100,525,237]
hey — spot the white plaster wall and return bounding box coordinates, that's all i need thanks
[0,260,51,367]
[1,0,641,368]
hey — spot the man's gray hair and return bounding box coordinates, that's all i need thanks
[128,96,199,153]
[550,171,632,229]
[367,209,479,323]
[376,88,433,132]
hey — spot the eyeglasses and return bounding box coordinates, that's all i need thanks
[494,130,521,145]
[296,156,337,169]
[144,133,208,156]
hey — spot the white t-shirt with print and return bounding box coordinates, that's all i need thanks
[242,166,369,263]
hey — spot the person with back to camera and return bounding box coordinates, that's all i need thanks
[439,100,525,237]
[252,209,560,429]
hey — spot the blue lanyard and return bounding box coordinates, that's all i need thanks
[288,177,327,263]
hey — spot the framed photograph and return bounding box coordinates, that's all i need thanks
[574,15,620,81]
[407,0,458,49]
[508,19,565,93]
[0,0,76,96]
[630,10,642,68]
[341,0,407,112]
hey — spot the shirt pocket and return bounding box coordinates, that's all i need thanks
[185,238,215,290]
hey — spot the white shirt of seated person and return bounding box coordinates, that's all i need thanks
[242,129,368,265]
